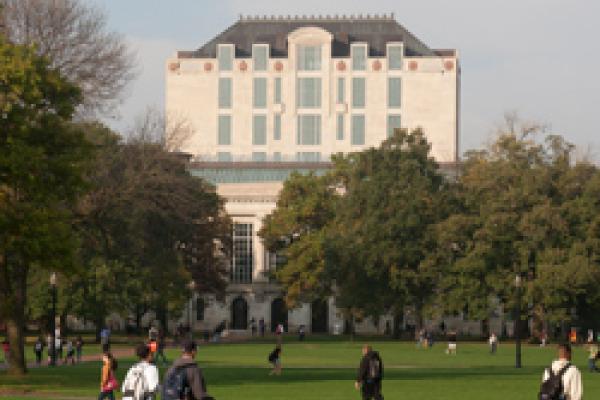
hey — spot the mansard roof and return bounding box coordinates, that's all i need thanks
[179,14,437,59]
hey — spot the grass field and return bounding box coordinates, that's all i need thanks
[1,338,598,399]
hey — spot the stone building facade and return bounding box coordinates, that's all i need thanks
[166,14,465,335]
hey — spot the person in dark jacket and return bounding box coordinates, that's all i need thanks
[355,344,383,400]
[162,340,209,400]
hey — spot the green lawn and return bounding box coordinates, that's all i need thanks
[1,339,598,399]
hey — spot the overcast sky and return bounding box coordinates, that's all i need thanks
[93,0,599,157]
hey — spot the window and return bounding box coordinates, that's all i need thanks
[266,251,287,282]
[352,44,367,71]
[273,152,282,162]
[388,77,401,108]
[352,77,366,108]
[351,115,365,145]
[274,77,282,104]
[218,77,232,108]
[297,78,321,108]
[388,44,403,70]
[252,152,267,162]
[387,115,402,138]
[296,152,321,162]
[297,115,321,145]
[297,45,321,71]
[336,114,344,140]
[196,298,205,321]
[253,78,267,108]
[274,114,281,140]
[253,44,268,71]
[217,115,231,145]
[337,77,345,104]
[217,45,233,71]
[252,115,266,145]
[217,152,232,162]
[232,223,253,283]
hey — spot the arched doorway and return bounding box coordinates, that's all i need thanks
[311,299,329,333]
[271,298,288,332]
[231,297,248,330]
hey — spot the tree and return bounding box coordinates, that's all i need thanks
[331,129,448,334]
[0,37,91,374]
[433,117,600,338]
[261,129,449,335]
[1,0,136,117]
[260,172,338,307]
[67,120,231,337]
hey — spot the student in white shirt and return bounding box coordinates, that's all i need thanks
[542,343,582,400]
[122,343,160,400]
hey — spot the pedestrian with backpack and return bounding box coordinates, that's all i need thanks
[122,343,160,400]
[162,339,213,400]
[268,345,282,376]
[539,343,582,400]
[355,345,384,400]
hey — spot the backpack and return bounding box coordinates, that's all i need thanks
[268,350,278,363]
[162,365,191,400]
[367,354,382,381]
[539,363,571,400]
[122,363,149,400]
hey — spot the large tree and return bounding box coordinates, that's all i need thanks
[432,119,600,338]
[1,0,136,117]
[0,37,91,374]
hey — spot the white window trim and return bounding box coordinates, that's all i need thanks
[351,42,368,72]
[252,43,269,72]
[386,42,404,72]
[217,44,235,72]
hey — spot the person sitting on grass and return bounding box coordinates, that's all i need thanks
[122,343,160,400]
[268,345,282,376]
[355,344,383,400]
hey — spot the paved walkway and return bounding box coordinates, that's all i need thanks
[0,347,132,371]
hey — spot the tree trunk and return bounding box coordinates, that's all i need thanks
[393,311,403,339]
[3,260,28,375]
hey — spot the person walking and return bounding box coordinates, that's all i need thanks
[587,340,598,372]
[98,351,119,400]
[446,331,457,355]
[34,337,44,366]
[75,336,84,363]
[355,345,383,400]
[64,339,75,365]
[101,327,111,350]
[162,339,211,400]
[259,318,265,337]
[122,343,160,400]
[539,343,582,400]
[489,332,498,354]
[2,339,10,367]
[298,325,306,342]
[250,318,257,337]
[155,330,168,366]
[268,345,282,376]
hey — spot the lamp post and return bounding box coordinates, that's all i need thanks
[188,281,196,340]
[49,273,57,367]
[515,274,522,369]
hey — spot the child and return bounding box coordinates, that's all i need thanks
[268,345,282,376]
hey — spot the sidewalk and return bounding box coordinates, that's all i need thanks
[0,347,132,371]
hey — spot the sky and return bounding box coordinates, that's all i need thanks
[91,0,600,156]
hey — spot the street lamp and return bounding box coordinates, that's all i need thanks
[188,281,196,339]
[49,273,57,367]
[515,274,522,369]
